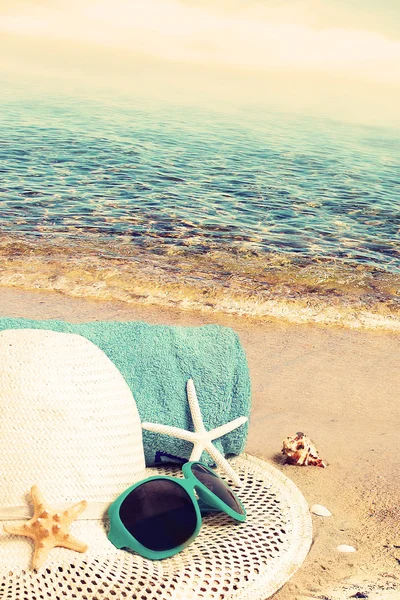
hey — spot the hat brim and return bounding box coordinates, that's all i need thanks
[1,454,312,600]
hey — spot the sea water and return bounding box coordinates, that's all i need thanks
[0,87,399,328]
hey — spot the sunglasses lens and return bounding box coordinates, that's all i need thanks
[119,479,198,552]
[191,463,245,515]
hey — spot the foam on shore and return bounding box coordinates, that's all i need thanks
[1,235,399,331]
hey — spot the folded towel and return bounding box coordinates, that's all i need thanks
[0,318,251,466]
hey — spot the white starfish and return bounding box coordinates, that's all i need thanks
[141,379,248,487]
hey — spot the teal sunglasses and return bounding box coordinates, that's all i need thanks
[108,461,246,560]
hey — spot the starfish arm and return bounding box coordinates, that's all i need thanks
[31,485,46,519]
[142,422,198,442]
[3,523,33,538]
[32,542,53,571]
[189,440,206,462]
[63,500,88,523]
[60,534,88,554]
[209,416,248,441]
[206,443,243,487]
[187,379,206,433]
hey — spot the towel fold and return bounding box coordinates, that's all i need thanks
[0,318,251,466]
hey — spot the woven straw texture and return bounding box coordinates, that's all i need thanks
[1,455,312,600]
[0,328,146,571]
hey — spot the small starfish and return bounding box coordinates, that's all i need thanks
[142,379,248,486]
[4,485,88,570]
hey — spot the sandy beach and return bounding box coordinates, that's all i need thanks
[0,285,399,600]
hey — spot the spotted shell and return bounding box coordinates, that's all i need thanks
[282,432,326,468]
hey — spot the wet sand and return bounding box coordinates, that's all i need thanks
[0,286,399,599]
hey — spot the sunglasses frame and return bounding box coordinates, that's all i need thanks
[108,460,246,560]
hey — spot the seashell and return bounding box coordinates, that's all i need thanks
[282,432,326,468]
[311,504,332,517]
[336,545,356,553]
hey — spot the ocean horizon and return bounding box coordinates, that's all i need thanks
[1,87,399,329]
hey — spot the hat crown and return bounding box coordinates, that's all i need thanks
[0,329,146,506]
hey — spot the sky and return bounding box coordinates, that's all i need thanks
[1,0,399,126]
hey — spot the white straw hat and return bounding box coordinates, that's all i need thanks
[0,328,312,599]
[0,329,146,571]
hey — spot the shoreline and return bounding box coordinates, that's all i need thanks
[0,270,399,333]
[0,234,399,333]
[0,286,399,599]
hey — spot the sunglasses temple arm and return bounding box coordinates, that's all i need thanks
[197,498,221,514]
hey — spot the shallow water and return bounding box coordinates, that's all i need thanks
[0,87,399,328]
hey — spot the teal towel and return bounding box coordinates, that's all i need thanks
[0,318,251,466]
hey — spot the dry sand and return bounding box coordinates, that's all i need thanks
[0,286,399,600]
